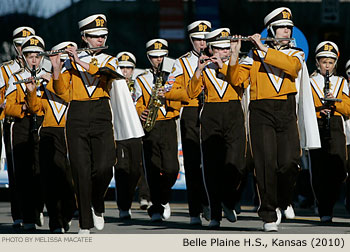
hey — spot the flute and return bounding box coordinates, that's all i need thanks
[221,36,294,42]
[13,76,42,85]
[200,56,230,64]
[37,46,108,57]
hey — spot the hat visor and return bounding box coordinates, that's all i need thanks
[147,50,168,57]
[209,41,230,48]
[82,28,108,36]
[22,46,44,53]
[118,62,135,68]
[190,33,208,40]
[269,19,294,27]
[316,52,338,59]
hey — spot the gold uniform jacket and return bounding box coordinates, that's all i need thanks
[0,58,22,119]
[53,51,117,101]
[26,79,69,127]
[188,62,242,102]
[168,51,201,107]
[228,47,304,100]
[135,69,188,121]
[310,73,350,118]
[5,68,47,118]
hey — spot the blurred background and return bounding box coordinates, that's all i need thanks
[0,0,349,75]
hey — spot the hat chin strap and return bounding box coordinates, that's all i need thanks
[315,58,337,75]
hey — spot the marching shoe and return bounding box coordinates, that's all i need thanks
[91,207,104,230]
[52,228,65,234]
[140,199,150,210]
[12,219,23,229]
[190,216,202,226]
[276,208,282,225]
[284,205,295,219]
[320,216,332,223]
[208,219,220,229]
[221,203,237,223]
[161,203,171,220]
[23,223,36,231]
[64,221,72,232]
[202,205,211,221]
[263,222,278,232]
[119,209,132,220]
[151,213,162,222]
[78,229,90,234]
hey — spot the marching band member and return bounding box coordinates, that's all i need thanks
[0,26,35,229]
[187,28,246,229]
[227,7,320,231]
[345,59,350,213]
[25,41,76,233]
[309,42,350,222]
[50,14,117,234]
[109,51,145,219]
[5,35,47,230]
[167,20,211,225]
[135,39,187,221]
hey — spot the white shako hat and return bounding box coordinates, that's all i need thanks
[345,59,350,79]
[315,41,339,60]
[78,14,108,36]
[146,39,168,57]
[187,20,212,39]
[21,35,45,53]
[264,7,293,37]
[51,41,78,60]
[205,28,231,48]
[13,26,35,45]
[116,51,136,68]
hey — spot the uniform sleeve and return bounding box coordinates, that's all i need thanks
[227,53,252,88]
[336,79,350,116]
[26,88,43,115]
[53,69,71,95]
[164,78,190,102]
[264,48,303,78]
[187,72,203,99]
[135,78,146,116]
[4,78,23,118]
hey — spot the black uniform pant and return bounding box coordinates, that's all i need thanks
[201,101,246,221]
[180,106,208,217]
[11,115,44,224]
[114,137,142,211]
[66,99,116,229]
[249,95,300,223]
[3,118,22,222]
[310,116,347,218]
[143,119,179,216]
[39,127,75,231]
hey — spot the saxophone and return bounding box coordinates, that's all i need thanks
[142,73,163,132]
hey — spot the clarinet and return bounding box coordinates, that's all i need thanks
[198,49,205,109]
[30,66,38,133]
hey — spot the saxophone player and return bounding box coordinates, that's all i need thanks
[135,39,188,221]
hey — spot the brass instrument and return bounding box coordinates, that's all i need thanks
[142,72,163,132]
[37,46,108,57]
[126,78,135,93]
[14,76,42,85]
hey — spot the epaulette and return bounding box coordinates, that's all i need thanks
[42,68,52,74]
[0,59,14,68]
[179,52,191,59]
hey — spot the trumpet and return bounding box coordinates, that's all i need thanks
[37,46,108,57]
[13,76,42,85]
[221,36,294,42]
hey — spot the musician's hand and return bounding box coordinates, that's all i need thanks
[157,87,165,98]
[249,33,268,53]
[22,103,27,112]
[326,92,335,99]
[25,78,36,92]
[320,108,332,116]
[140,109,150,122]
[230,34,241,54]
[198,55,209,71]
[49,54,61,70]
[211,53,223,69]
[41,73,52,82]
[65,46,79,63]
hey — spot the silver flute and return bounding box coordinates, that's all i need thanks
[13,77,42,85]
[222,36,294,42]
[37,46,108,57]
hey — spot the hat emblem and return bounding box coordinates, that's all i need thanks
[30,38,39,46]
[22,30,32,37]
[221,31,229,37]
[198,24,208,32]
[324,44,333,52]
[121,54,130,61]
[282,10,291,20]
[154,42,163,50]
[95,18,105,27]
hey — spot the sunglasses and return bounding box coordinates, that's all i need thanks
[275,25,293,30]
[86,34,107,39]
